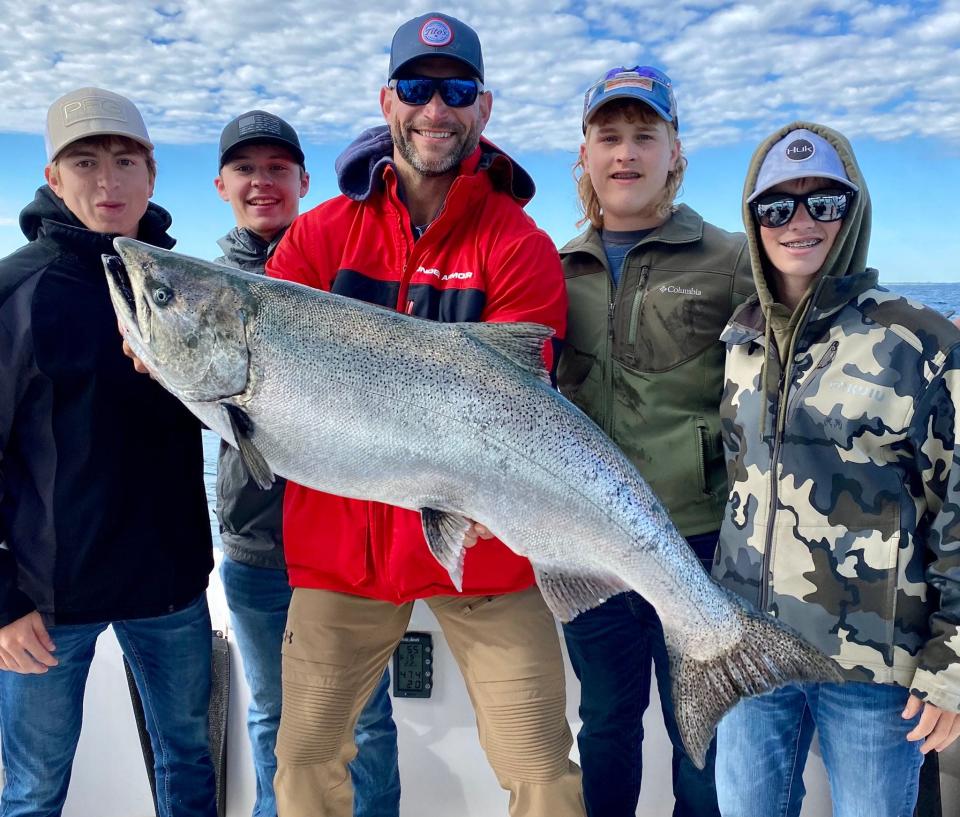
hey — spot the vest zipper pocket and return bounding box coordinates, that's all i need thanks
[695,417,709,495]
[627,265,651,348]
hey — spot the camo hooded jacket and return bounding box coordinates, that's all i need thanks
[712,122,960,712]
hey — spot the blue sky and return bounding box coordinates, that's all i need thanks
[1,0,959,282]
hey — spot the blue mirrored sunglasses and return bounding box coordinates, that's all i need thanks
[390,77,482,108]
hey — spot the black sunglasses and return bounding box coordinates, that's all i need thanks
[752,189,855,228]
[390,77,482,108]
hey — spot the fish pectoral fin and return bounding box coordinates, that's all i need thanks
[223,404,275,490]
[458,322,554,385]
[530,563,630,623]
[420,508,470,592]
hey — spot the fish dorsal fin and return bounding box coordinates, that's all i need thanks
[420,508,471,591]
[530,562,631,623]
[223,404,275,490]
[459,322,554,384]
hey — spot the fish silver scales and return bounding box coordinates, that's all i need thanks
[104,237,842,767]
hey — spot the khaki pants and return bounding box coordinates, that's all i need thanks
[275,586,585,816]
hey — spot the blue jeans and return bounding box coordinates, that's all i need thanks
[221,556,400,817]
[562,532,719,817]
[716,681,924,817]
[0,594,216,817]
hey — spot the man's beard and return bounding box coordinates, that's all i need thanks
[391,120,480,177]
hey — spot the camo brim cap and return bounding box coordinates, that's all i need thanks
[45,87,153,162]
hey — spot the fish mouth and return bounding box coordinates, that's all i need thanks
[103,254,141,334]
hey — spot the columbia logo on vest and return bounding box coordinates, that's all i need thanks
[658,285,702,296]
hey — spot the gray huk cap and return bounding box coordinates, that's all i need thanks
[45,87,153,162]
[388,12,484,82]
[748,128,859,202]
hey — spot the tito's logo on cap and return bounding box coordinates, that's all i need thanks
[420,18,454,47]
[785,138,815,161]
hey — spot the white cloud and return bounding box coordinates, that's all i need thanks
[0,216,16,227]
[0,0,957,155]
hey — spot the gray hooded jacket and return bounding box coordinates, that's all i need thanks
[214,227,287,568]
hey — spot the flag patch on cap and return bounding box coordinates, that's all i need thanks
[604,75,654,92]
[420,18,453,46]
[784,138,815,161]
[238,112,282,136]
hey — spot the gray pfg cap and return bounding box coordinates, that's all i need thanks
[748,128,859,202]
[45,87,153,162]
[388,12,484,82]
[219,110,304,168]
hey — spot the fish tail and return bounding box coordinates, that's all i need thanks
[670,591,843,769]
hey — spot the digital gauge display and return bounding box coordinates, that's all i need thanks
[393,631,433,698]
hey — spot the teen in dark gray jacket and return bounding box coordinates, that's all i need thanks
[212,111,399,817]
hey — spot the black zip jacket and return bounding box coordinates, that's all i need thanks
[0,187,212,627]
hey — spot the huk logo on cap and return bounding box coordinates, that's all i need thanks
[785,138,815,162]
[420,18,453,47]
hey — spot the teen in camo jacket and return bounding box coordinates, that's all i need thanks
[712,122,960,817]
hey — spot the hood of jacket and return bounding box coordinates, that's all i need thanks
[215,225,287,271]
[738,122,876,372]
[743,122,874,330]
[334,125,536,205]
[19,186,175,261]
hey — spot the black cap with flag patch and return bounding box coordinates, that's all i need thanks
[219,110,304,168]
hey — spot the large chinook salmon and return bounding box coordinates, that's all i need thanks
[104,237,841,767]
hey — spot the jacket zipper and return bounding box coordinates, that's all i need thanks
[759,351,786,611]
[760,340,839,597]
[627,265,651,347]
[786,340,839,422]
[603,274,615,435]
[695,418,709,495]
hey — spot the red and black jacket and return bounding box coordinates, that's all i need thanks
[267,127,566,603]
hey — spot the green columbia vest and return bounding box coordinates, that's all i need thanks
[557,204,753,537]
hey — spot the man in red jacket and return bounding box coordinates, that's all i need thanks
[266,12,585,817]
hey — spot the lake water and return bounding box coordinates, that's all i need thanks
[199,280,960,545]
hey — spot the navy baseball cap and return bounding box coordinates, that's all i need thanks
[582,66,678,132]
[219,110,304,168]
[748,128,858,202]
[388,12,484,82]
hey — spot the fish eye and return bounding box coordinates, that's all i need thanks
[152,286,174,307]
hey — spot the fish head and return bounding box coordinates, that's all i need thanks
[104,237,253,402]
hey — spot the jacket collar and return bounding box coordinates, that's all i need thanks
[560,204,706,261]
[20,186,175,263]
[723,266,880,348]
[334,125,535,205]
[216,226,287,270]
